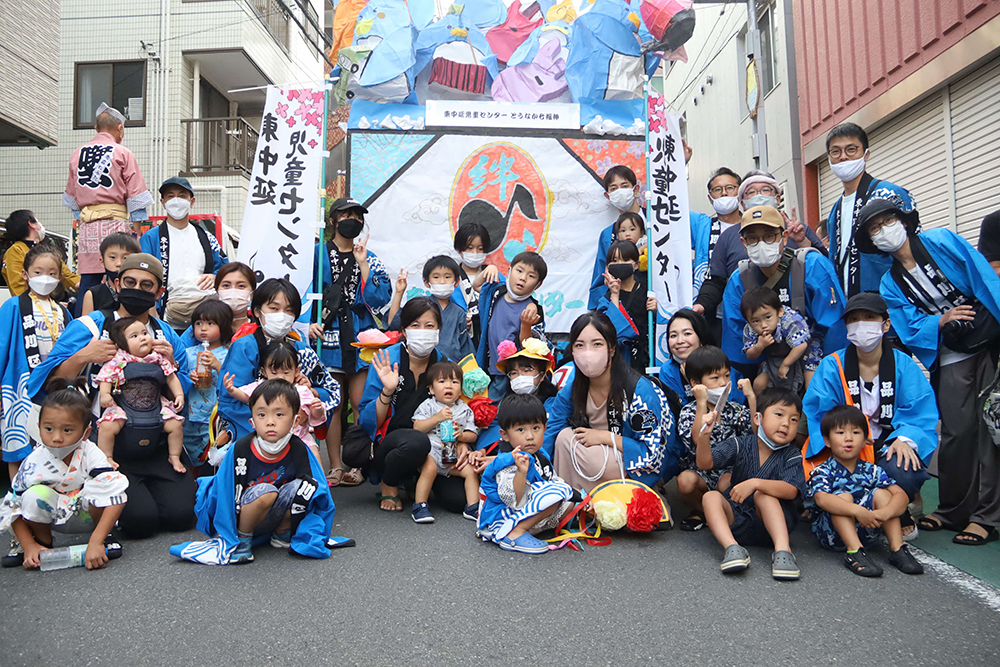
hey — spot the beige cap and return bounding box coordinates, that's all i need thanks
[740,205,785,231]
[118,252,164,285]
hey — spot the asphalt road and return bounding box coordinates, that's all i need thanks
[2,482,999,666]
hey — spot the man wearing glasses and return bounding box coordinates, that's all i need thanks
[825,123,914,299]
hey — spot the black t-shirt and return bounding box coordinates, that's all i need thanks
[978,210,1000,262]
[387,347,442,433]
[87,282,117,311]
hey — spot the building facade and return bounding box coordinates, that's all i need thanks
[794,0,1000,246]
[0,0,326,238]
[0,0,60,148]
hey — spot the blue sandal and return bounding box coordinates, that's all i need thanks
[498,533,549,554]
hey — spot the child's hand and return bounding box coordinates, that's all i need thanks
[481,265,499,284]
[100,392,115,409]
[168,454,187,474]
[395,268,408,294]
[646,296,657,312]
[353,237,368,264]
[85,539,109,570]
[223,372,237,396]
[21,541,45,569]
[778,363,790,379]
[759,332,775,348]
[737,378,753,397]
[308,323,324,340]
[512,446,530,473]
[700,410,718,434]
[294,372,311,387]
[603,269,621,297]
[105,457,120,471]
[728,479,758,504]
[173,394,185,411]
[437,406,453,423]
[691,383,708,402]
[520,303,541,326]
[856,508,883,529]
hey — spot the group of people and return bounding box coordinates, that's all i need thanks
[1,107,998,579]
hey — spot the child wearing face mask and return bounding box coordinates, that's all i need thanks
[170,380,340,565]
[454,222,492,347]
[676,346,754,532]
[82,232,140,315]
[0,245,75,480]
[0,378,128,570]
[409,361,480,524]
[741,287,813,395]
[96,317,186,473]
[222,340,326,462]
[694,387,807,580]
[597,240,657,372]
[388,255,475,363]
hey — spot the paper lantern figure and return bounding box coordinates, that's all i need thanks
[505,21,570,68]
[639,0,697,54]
[486,1,544,64]
[333,0,419,106]
[415,15,499,98]
[491,37,568,103]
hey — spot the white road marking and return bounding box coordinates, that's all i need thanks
[911,546,1000,614]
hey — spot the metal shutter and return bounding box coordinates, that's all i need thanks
[817,158,839,233]
[949,56,1000,247]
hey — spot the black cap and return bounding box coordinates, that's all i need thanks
[842,292,889,320]
[159,176,194,197]
[330,197,368,214]
[852,196,919,254]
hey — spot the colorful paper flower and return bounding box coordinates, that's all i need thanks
[496,340,517,362]
[462,368,490,399]
[468,397,498,428]
[625,487,663,532]
[594,499,628,531]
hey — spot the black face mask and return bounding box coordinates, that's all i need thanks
[118,288,157,315]
[608,263,635,281]
[338,217,364,239]
[105,269,119,283]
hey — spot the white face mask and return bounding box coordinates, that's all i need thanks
[164,198,191,220]
[462,252,486,268]
[608,188,635,212]
[35,223,46,242]
[428,284,454,299]
[830,152,868,182]
[706,385,728,405]
[28,275,60,296]
[44,438,84,461]
[846,320,884,352]
[260,312,295,339]
[870,220,908,253]
[756,418,788,450]
[510,375,539,395]
[218,288,253,314]
[255,432,293,456]
[405,328,439,357]
[743,194,778,210]
[507,289,533,302]
[746,239,782,267]
[711,195,740,216]
[574,348,609,378]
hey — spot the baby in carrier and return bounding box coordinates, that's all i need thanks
[95,317,186,472]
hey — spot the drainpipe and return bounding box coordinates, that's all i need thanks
[192,59,200,171]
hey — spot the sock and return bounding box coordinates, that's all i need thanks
[237,530,252,545]
[846,548,859,554]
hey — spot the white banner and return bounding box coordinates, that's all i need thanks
[238,86,325,296]
[645,92,692,321]
[426,99,580,130]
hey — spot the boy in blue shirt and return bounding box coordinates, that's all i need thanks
[388,255,474,362]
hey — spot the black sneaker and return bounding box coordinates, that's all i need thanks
[1,538,23,568]
[888,544,924,575]
[462,503,479,521]
[104,534,124,561]
[844,548,883,577]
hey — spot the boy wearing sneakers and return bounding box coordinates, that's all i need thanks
[695,387,806,580]
[807,405,923,577]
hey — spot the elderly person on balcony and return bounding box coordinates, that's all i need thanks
[63,103,153,316]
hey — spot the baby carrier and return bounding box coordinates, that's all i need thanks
[111,362,167,461]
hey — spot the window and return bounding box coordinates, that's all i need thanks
[74,61,146,129]
[757,4,778,95]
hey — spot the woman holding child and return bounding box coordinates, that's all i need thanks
[545,311,677,491]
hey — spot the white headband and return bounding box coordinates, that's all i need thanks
[95,102,126,125]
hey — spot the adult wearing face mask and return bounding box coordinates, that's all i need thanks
[26,253,196,539]
[825,123,914,299]
[216,278,340,443]
[693,171,826,337]
[857,197,1000,546]
[2,209,80,297]
[720,206,847,373]
[545,311,676,491]
[803,292,937,538]
[308,198,391,487]
[176,262,257,349]
[140,177,228,332]
[358,298,468,514]
[63,103,153,316]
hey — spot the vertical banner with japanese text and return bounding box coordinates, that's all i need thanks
[238,86,325,296]
[646,91,692,322]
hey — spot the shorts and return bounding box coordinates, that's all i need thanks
[724,488,798,547]
[810,488,883,551]
[803,339,823,371]
[98,397,183,424]
[182,421,210,467]
[325,366,346,377]
[240,480,302,536]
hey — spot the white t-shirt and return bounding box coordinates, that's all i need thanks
[904,265,974,367]
[719,220,737,235]
[31,299,66,361]
[838,191,857,291]
[859,375,916,449]
[165,222,205,287]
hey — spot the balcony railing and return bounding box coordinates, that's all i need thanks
[182,117,259,176]
[249,0,290,51]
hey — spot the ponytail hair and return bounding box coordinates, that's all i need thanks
[40,377,93,427]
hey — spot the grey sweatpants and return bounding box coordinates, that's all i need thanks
[934,352,1000,528]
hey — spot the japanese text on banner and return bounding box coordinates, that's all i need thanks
[646,91,692,319]
[238,86,324,297]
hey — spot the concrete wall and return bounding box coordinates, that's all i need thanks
[0,0,60,146]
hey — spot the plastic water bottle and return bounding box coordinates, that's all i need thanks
[440,420,457,465]
[39,543,122,571]
[194,341,212,389]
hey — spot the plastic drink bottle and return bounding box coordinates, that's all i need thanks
[39,543,122,571]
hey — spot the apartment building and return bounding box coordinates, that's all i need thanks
[0,0,60,148]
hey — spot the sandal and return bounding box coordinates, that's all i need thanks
[379,495,403,512]
[916,514,957,532]
[844,548,883,577]
[340,468,364,487]
[952,524,999,546]
[326,468,345,487]
[679,514,705,532]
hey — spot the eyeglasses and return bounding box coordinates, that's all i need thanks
[866,214,899,235]
[121,276,157,292]
[743,186,777,197]
[742,231,782,246]
[709,184,739,196]
[828,144,863,159]
[506,369,540,380]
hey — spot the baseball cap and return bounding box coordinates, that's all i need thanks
[159,176,194,197]
[842,292,889,320]
[118,252,164,285]
[330,197,368,214]
[740,205,785,232]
